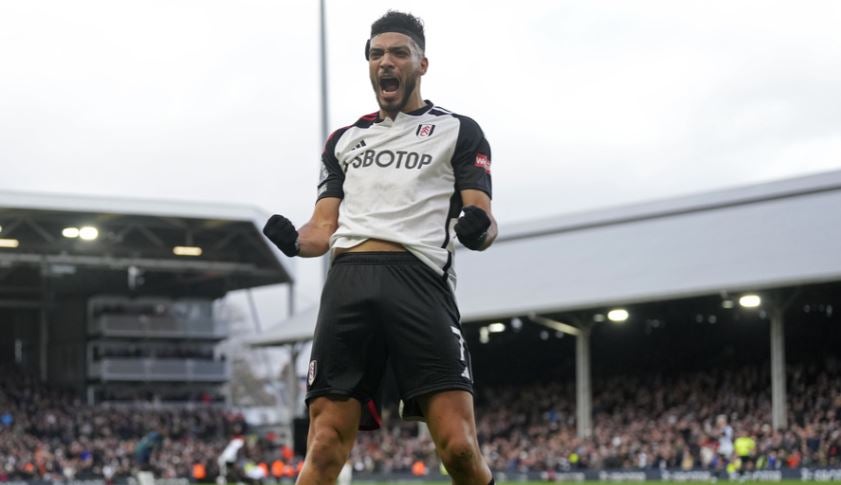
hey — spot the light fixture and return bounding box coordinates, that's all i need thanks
[488,322,506,333]
[62,227,80,238]
[0,224,3,233]
[593,314,606,323]
[173,246,203,257]
[721,299,734,309]
[78,226,99,241]
[739,294,761,308]
[0,238,20,248]
[607,309,629,323]
[479,327,490,344]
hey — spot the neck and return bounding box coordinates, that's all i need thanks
[381,92,425,120]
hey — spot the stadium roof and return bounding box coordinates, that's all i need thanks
[456,168,841,321]
[0,190,293,300]
[248,168,841,346]
[245,304,318,347]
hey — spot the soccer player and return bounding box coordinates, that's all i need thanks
[263,10,497,485]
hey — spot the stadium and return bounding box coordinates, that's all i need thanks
[3,2,841,485]
[2,170,840,484]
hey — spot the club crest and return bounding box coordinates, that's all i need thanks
[307,360,317,386]
[416,124,436,138]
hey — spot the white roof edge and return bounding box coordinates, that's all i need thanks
[0,189,271,222]
[244,304,319,347]
[0,188,296,280]
[461,270,841,323]
[498,169,841,241]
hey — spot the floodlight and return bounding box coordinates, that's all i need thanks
[739,294,761,308]
[62,227,80,238]
[607,309,629,323]
[0,238,20,248]
[721,299,734,309]
[173,246,203,257]
[479,327,490,344]
[78,226,98,241]
[488,322,506,333]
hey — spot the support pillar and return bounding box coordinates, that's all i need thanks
[576,325,592,438]
[770,306,787,430]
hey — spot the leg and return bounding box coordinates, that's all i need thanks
[421,390,492,485]
[296,396,361,485]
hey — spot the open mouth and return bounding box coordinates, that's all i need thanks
[379,76,400,94]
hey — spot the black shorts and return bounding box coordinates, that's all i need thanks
[305,252,474,430]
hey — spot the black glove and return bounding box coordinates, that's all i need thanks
[262,214,299,257]
[454,205,490,250]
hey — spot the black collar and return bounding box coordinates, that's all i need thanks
[376,100,434,122]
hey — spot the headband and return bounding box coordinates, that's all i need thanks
[364,28,425,60]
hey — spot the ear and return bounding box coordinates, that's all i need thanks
[420,56,428,75]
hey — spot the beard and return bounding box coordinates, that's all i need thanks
[374,74,418,115]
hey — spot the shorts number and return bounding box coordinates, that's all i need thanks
[450,326,471,381]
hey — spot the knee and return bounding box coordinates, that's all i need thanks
[439,436,481,475]
[307,427,348,473]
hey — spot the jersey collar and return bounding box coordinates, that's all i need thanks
[375,100,434,125]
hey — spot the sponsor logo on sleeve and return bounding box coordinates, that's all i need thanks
[474,153,491,174]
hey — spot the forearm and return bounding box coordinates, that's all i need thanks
[296,221,336,257]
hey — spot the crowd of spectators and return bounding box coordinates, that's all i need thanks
[0,367,255,482]
[351,360,841,475]
[2,360,840,481]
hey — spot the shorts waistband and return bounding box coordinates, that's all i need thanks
[332,251,422,265]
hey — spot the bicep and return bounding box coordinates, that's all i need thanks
[460,189,493,215]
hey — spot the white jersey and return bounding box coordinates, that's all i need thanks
[318,101,493,290]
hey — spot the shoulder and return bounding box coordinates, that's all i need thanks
[443,110,487,147]
[435,107,485,138]
[326,111,380,145]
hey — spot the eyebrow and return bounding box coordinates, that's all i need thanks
[369,44,412,53]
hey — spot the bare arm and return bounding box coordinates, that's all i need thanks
[460,189,497,251]
[296,197,341,257]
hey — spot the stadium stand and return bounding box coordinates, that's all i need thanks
[347,360,841,475]
[2,358,838,481]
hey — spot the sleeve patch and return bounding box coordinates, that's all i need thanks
[474,153,491,174]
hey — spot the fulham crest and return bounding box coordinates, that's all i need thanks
[416,124,436,138]
[307,360,317,387]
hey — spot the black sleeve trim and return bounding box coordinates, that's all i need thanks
[450,114,493,199]
[317,127,349,201]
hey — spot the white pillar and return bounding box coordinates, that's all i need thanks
[39,304,48,382]
[576,326,592,438]
[770,306,787,430]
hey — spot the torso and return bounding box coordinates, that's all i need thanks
[334,238,406,255]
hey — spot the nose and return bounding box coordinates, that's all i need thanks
[379,51,396,69]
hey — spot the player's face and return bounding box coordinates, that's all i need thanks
[368,32,427,115]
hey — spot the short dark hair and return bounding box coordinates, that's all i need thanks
[370,10,425,52]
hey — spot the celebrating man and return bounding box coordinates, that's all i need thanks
[264,11,497,485]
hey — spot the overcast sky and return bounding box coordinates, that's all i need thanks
[1,1,840,320]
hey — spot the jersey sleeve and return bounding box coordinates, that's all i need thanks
[451,115,492,198]
[317,128,347,200]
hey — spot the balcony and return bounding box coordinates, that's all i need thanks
[88,358,229,382]
[89,314,227,339]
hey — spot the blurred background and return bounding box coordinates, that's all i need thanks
[1,1,840,483]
